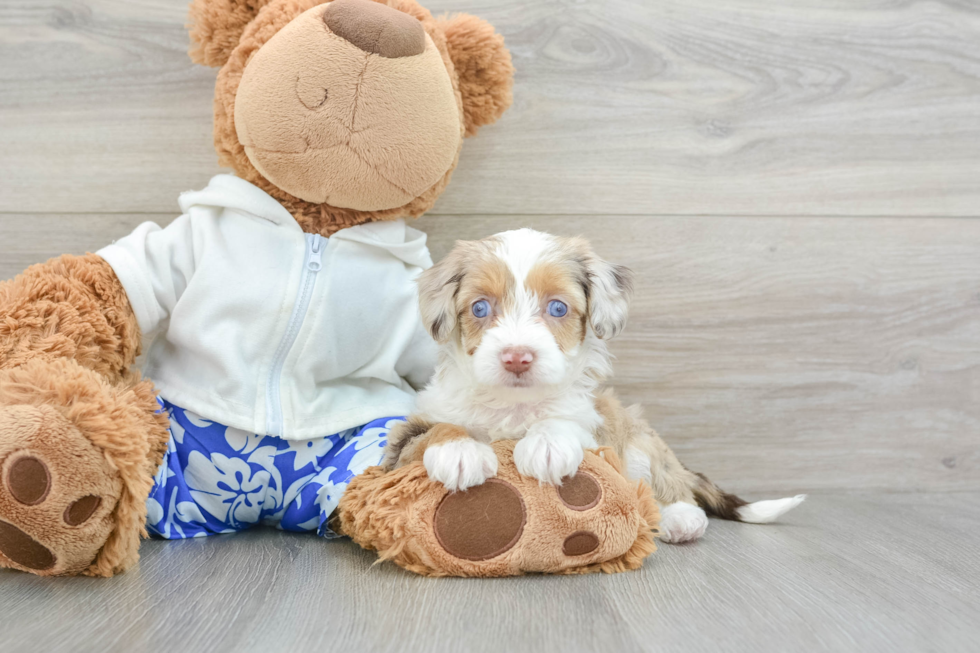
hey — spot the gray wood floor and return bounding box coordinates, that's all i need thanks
[1,0,979,650]
[2,493,979,653]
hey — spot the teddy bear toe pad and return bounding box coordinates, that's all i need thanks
[64,495,103,527]
[6,454,51,506]
[0,519,56,570]
[558,472,601,511]
[562,530,600,556]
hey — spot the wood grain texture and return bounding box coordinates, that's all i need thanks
[1,492,977,653]
[422,214,980,494]
[1,0,979,215]
[2,1,979,644]
[3,213,978,493]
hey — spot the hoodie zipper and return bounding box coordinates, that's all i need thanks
[265,233,325,436]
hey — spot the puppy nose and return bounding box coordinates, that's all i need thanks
[500,347,534,375]
[323,0,426,59]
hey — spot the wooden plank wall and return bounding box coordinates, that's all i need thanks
[1,0,978,493]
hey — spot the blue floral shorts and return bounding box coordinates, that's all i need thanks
[146,399,402,539]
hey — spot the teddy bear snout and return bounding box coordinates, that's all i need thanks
[324,0,426,59]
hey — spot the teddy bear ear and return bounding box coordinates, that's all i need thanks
[437,14,515,137]
[188,0,276,67]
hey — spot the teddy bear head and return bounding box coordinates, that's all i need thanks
[189,0,514,234]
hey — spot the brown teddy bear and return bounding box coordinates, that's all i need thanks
[0,0,656,578]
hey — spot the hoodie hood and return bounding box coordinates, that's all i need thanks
[178,175,432,268]
[179,174,297,228]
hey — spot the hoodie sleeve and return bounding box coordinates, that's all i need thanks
[96,215,197,336]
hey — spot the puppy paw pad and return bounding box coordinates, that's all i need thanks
[557,472,601,511]
[434,479,526,561]
[6,455,51,506]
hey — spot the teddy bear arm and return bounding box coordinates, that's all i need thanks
[0,253,142,381]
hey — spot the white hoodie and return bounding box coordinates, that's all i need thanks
[98,175,437,440]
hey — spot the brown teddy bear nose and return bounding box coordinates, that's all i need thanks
[323,0,426,58]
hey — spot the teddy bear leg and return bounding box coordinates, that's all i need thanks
[0,358,169,576]
[341,440,660,577]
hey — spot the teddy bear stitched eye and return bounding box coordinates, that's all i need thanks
[547,300,567,318]
[472,300,490,318]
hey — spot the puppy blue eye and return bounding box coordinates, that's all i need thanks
[547,300,568,317]
[472,300,490,318]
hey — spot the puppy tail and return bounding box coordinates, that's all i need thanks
[691,472,806,524]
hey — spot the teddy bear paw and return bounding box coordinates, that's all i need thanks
[0,405,121,575]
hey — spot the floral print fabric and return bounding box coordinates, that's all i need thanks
[147,399,401,539]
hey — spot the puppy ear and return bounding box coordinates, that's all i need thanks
[417,242,470,343]
[583,249,633,340]
[188,0,275,67]
[437,14,515,137]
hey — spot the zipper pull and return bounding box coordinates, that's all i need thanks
[307,235,324,272]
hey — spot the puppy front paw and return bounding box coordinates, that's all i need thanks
[423,439,498,492]
[513,428,584,485]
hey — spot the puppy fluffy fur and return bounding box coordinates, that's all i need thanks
[386,229,804,543]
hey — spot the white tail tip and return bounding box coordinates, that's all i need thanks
[737,494,806,524]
